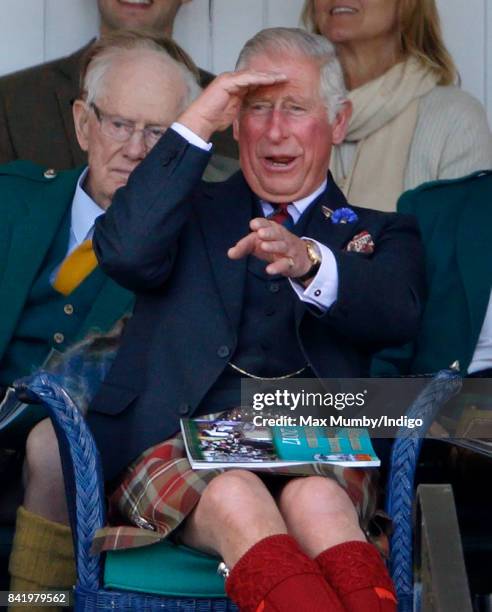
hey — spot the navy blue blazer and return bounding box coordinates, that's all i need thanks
[90,129,425,480]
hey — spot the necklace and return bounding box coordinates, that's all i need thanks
[228,362,306,380]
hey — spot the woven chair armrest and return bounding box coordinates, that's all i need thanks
[385,367,462,607]
[14,372,105,591]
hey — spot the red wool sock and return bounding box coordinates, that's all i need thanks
[226,534,345,612]
[315,540,397,612]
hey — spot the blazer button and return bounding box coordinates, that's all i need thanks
[43,168,57,179]
[217,345,230,358]
[269,283,280,293]
[179,403,190,415]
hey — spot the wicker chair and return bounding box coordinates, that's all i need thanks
[14,367,461,611]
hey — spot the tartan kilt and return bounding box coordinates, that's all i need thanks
[91,433,387,555]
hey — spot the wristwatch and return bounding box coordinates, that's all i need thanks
[295,239,322,283]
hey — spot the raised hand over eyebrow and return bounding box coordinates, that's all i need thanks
[177,70,288,141]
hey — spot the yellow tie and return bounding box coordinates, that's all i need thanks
[53,239,98,296]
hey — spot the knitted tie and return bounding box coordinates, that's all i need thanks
[53,239,98,296]
[268,202,294,230]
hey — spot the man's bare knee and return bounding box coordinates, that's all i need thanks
[199,470,266,521]
[25,419,61,481]
[24,419,68,523]
[278,476,364,556]
[182,470,286,566]
[280,476,357,519]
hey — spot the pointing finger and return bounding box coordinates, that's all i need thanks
[228,233,257,259]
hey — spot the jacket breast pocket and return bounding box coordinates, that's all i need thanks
[88,381,139,416]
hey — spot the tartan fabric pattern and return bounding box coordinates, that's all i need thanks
[91,433,382,554]
[92,434,221,553]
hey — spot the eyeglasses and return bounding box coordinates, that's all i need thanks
[90,103,167,149]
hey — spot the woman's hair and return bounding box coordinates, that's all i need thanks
[301,0,457,85]
[236,27,347,122]
[79,29,202,108]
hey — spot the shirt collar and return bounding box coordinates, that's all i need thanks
[291,179,328,215]
[71,167,105,245]
[259,179,328,221]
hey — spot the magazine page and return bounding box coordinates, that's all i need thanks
[180,418,380,469]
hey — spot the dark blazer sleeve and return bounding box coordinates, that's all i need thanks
[313,212,426,349]
[198,68,238,161]
[93,129,212,292]
[369,190,423,372]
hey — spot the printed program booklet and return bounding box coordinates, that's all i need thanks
[180,417,380,469]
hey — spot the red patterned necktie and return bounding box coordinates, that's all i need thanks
[268,202,294,229]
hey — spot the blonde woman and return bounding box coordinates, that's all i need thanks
[302,0,492,210]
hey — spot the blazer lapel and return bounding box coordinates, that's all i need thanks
[197,172,253,330]
[0,173,78,358]
[304,173,363,251]
[456,190,492,348]
[294,174,362,327]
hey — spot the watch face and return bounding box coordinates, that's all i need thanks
[306,240,322,264]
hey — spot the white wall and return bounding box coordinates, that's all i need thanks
[0,0,491,124]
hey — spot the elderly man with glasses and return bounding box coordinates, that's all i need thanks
[2,30,202,608]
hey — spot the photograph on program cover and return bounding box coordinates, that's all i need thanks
[181,417,380,469]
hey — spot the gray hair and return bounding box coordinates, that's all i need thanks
[82,31,201,112]
[236,27,347,122]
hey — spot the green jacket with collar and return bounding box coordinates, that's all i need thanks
[0,160,134,369]
[372,170,492,376]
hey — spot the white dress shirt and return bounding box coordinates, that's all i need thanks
[171,123,339,312]
[468,290,492,374]
[66,167,105,255]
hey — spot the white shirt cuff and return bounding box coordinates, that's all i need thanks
[171,122,213,151]
[289,239,338,312]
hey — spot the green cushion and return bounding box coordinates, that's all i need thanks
[104,540,227,598]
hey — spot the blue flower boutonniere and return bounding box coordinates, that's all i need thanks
[331,207,358,224]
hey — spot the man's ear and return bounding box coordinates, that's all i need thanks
[331,100,352,145]
[232,117,239,142]
[72,100,90,152]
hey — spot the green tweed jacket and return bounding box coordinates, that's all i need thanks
[0,161,134,365]
[372,170,492,376]
[0,44,238,177]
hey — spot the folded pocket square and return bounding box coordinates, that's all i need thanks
[346,231,375,254]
